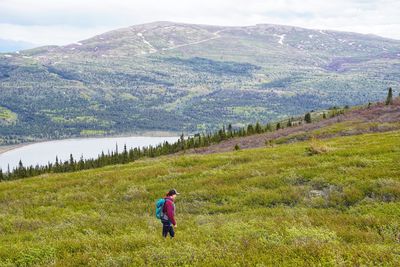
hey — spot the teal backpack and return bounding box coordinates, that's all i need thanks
[155,198,166,219]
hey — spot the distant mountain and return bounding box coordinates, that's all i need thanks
[0,38,37,53]
[1,21,400,144]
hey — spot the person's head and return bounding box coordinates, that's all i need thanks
[166,189,180,199]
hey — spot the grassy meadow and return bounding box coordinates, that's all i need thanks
[0,130,400,266]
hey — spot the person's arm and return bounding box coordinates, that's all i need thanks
[165,201,176,226]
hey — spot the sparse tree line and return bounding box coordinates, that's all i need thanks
[0,87,396,182]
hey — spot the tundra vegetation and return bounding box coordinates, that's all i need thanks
[0,100,399,266]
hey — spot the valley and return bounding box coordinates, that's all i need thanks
[2,2,400,266]
[1,22,400,145]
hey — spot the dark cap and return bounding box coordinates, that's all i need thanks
[168,189,180,196]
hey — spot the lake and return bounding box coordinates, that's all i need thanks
[0,136,179,171]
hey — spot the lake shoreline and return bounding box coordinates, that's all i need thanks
[0,144,28,156]
[0,131,180,156]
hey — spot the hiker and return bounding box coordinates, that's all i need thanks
[157,189,179,238]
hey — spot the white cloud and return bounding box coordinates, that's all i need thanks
[0,0,399,45]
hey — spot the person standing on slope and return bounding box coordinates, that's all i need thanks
[161,189,179,238]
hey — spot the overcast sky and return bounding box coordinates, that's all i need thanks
[1,0,399,45]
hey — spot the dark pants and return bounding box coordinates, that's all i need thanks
[162,220,175,238]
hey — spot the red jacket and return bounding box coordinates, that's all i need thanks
[162,196,176,225]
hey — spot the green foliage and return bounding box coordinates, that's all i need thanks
[2,22,400,144]
[386,87,393,105]
[0,106,17,124]
[80,130,107,136]
[306,137,332,155]
[2,103,351,180]
[0,130,399,266]
[304,112,312,123]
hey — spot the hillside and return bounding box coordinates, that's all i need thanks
[193,98,400,154]
[1,21,400,144]
[0,108,399,265]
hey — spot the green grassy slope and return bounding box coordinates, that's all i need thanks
[1,130,399,266]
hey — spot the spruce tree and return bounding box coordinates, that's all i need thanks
[247,124,254,135]
[78,156,85,170]
[255,122,262,133]
[386,87,393,105]
[180,133,186,151]
[228,124,233,137]
[305,112,312,123]
[123,144,128,163]
[17,160,26,178]
[219,126,226,140]
[67,154,73,171]
[0,169,3,181]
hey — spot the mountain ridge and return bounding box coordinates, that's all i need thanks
[16,21,400,59]
[1,21,400,145]
[14,21,400,53]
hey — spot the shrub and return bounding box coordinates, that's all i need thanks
[285,226,338,245]
[306,138,331,155]
[305,113,312,123]
[343,186,364,206]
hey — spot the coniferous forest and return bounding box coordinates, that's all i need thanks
[1,106,347,181]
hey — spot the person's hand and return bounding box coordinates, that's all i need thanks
[174,224,177,228]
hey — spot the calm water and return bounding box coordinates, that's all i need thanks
[0,136,179,171]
